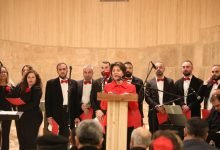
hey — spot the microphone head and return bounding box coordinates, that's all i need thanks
[150,61,157,69]
[69,66,72,70]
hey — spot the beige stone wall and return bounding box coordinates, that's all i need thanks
[1,25,220,100]
[0,0,220,100]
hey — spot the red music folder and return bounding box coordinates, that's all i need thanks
[183,110,191,120]
[157,112,168,125]
[80,108,93,120]
[6,98,26,106]
[202,109,210,119]
[48,119,59,135]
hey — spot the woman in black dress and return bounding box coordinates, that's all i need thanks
[10,70,43,150]
[0,66,13,150]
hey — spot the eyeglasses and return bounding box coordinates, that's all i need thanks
[0,71,7,74]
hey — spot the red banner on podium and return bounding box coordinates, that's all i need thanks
[6,98,26,106]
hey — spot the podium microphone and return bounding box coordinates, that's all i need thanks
[150,61,157,70]
[189,87,201,100]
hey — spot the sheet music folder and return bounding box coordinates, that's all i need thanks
[163,105,187,127]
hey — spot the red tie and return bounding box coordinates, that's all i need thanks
[84,81,91,85]
[183,77,190,81]
[157,78,164,82]
[61,79,68,84]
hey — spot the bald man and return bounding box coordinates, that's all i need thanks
[201,65,220,110]
[130,127,151,150]
[145,62,175,133]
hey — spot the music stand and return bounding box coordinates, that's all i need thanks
[163,105,187,127]
[0,111,23,150]
[159,105,186,139]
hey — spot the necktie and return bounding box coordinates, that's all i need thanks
[61,79,68,84]
[183,77,190,81]
[84,81,91,84]
[157,78,164,82]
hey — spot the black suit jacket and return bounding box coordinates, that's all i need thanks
[145,77,175,110]
[77,79,95,115]
[200,83,220,109]
[174,75,203,117]
[90,77,112,112]
[131,76,144,117]
[45,77,80,128]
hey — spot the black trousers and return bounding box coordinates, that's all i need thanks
[58,107,70,137]
[16,109,43,150]
[148,110,159,133]
[1,120,12,150]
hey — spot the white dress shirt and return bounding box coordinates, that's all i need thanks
[156,77,164,105]
[60,78,68,105]
[82,80,92,104]
[183,76,192,105]
[207,80,220,110]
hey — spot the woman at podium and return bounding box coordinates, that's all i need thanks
[100,61,141,150]
[8,70,43,150]
[0,66,13,150]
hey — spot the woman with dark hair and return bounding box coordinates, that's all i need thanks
[9,70,43,150]
[99,61,140,150]
[0,66,13,150]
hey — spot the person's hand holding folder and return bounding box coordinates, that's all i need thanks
[47,117,59,135]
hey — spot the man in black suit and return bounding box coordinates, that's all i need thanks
[45,62,80,137]
[201,65,220,110]
[91,61,112,121]
[77,65,95,120]
[174,60,203,117]
[145,62,175,133]
[206,90,220,148]
[124,61,144,125]
[90,61,112,150]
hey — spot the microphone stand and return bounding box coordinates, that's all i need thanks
[137,62,156,131]
[67,66,72,131]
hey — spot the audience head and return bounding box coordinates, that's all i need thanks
[124,61,133,77]
[150,130,182,150]
[211,89,220,112]
[21,65,33,77]
[184,117,209,140]
[37,134,69,150]
[181,60,193,77]
[211,64,220,81]
[75,120,103,149]
[56,62,68,79]
[130,127,151,149]
[110,61,126,82]
[155,62,165,77]
[0,66,9,84]
[83,64,93,81]
[100,61,111,78]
